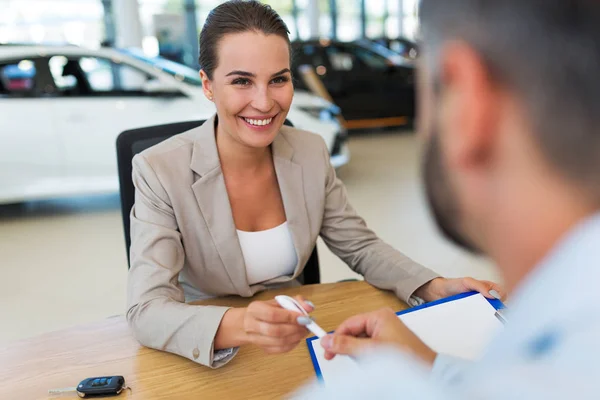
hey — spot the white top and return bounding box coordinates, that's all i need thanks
[237,221,298,285]
[294,212,600,400]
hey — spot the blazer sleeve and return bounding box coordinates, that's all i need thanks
[126,154,237,368]
[317,139,440,303]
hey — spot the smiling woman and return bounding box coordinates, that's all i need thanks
[202,32,293,146]
[126,0,502,371]
[198,5,294,150]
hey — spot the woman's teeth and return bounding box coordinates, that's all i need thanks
[243,117,273,126]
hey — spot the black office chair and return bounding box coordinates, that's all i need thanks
[116,119,321,285]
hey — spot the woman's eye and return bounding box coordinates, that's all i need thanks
[271,76,289,84]
[233,78,251,86]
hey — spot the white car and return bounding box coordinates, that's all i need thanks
[0,45,349,205]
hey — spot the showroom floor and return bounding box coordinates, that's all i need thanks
[0,129,501,345]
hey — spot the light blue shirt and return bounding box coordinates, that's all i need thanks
[294,213,600,399]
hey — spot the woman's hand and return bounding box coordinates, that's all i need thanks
[414,277,505,303]
[216,296,314,354]
[243,296,314,353]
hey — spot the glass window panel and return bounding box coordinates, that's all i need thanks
[0,60,37,96]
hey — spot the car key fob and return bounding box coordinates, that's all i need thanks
[76,376,126,397]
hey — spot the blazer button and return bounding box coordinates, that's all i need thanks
[193,348,200,360]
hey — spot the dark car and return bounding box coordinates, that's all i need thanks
[368,37,419,61]
[292,39,415,129]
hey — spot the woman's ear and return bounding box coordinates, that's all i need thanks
[200,69,213,101]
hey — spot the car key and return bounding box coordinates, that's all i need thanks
[49,375,128,398]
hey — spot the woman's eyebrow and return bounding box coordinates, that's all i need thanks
[226,70,255,77]
[271,68,291,77]
[225,68,291,78]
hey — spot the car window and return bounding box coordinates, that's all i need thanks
[48,55,154,96]
[120,49,202,87]
[352,47,389,69]
[389,40,408,55]
[325,47,355,71]
[48,56,78,90]
[300,45,327,67]
[0,60,37,97]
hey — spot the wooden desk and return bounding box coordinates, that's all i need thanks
[0,281,407,399]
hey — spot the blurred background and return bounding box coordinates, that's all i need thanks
[0,0,499,345]
[0,0,421,57]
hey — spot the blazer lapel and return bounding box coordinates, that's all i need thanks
[272,134,312,278]
[189,117,252,296]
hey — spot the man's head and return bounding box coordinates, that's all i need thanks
[418,0,600,264]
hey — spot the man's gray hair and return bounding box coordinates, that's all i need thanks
[420,0,600,201]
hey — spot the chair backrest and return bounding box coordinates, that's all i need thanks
[116,119,320,284]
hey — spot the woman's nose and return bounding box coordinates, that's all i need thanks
[252,87,274,112]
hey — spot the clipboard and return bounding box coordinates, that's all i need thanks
[306,291,505,381]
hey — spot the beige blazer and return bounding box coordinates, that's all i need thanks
[126,116,439,368]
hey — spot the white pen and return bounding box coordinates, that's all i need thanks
[274,295,358,363]
[274,295,328,338]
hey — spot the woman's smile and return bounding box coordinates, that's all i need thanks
[239,113,278,131]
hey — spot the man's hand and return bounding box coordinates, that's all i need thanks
[415,277,504,303]
[320,308,437,366]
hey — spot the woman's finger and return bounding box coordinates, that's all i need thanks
[247,319,308,338]
[481,281,506,301]
[294,295,315,312]
[462,277,502,299]
[246,330,307,349]
[248,301,302,324]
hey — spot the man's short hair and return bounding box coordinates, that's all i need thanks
[420,0,600,201]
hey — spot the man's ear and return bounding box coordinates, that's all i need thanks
[439,41,500,171]
[200,69,213,101]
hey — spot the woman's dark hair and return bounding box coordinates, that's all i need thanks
[199,0,291,80]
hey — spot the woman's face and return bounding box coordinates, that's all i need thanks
[200,31,294,150]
